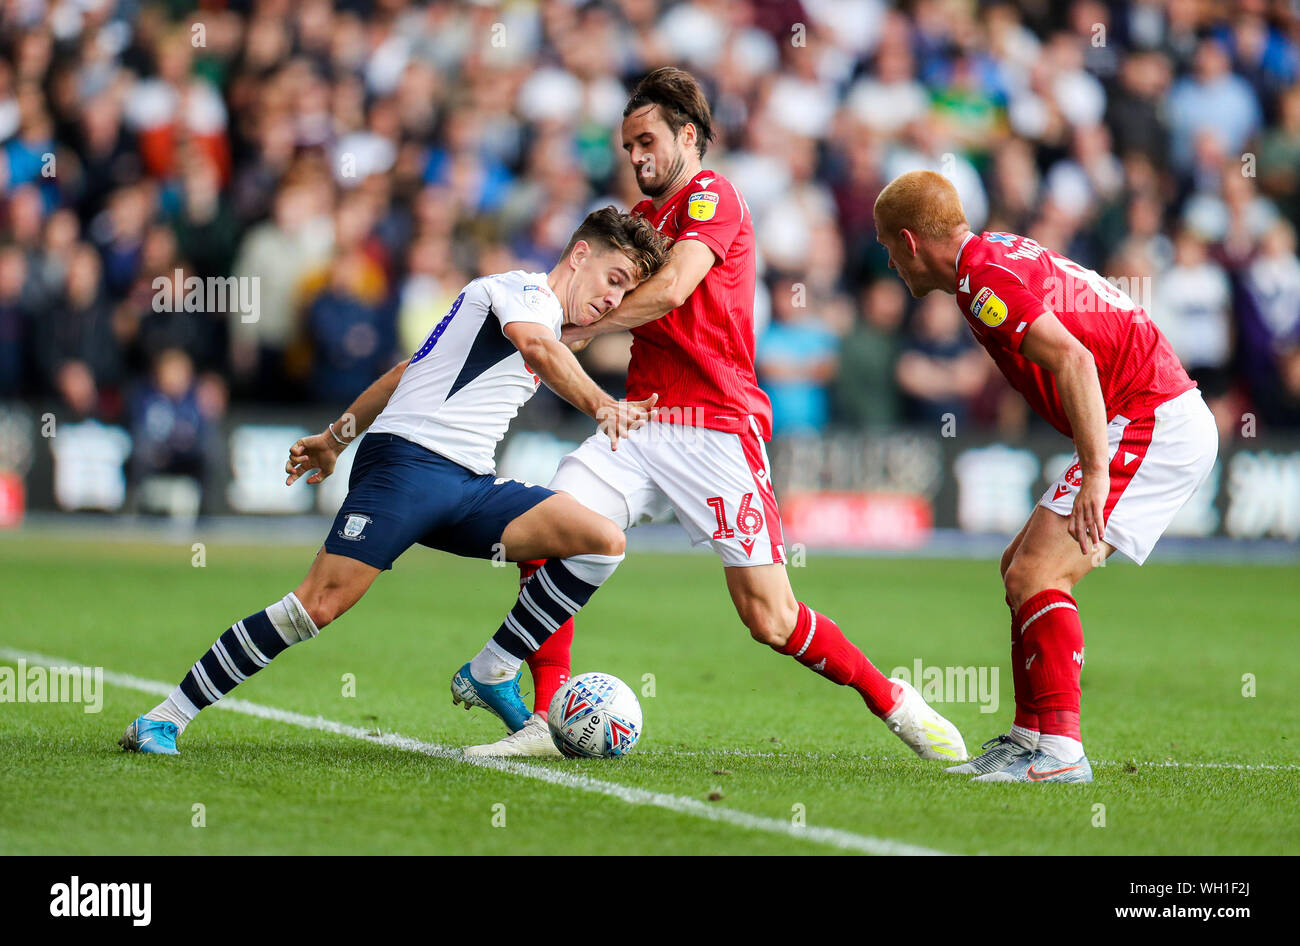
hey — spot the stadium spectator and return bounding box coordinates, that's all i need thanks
[129,347,223,519]
[757,277,839,436]
[1167,39,1262,172]
[0,247,25,397]
[895,292,987,427]
[35,243,121,418]
[1238,221,1300,429]
[832,279,906,429]
[1152,228,1235,430]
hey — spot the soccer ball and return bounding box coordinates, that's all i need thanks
[547,672,642,758]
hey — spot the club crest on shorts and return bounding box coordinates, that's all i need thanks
[339,513,372,541]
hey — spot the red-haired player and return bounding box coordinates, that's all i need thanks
[873,170,1218,782]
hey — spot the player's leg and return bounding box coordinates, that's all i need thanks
[120,432,441,754]
[947,518,1041,775]
[460,443,655,756]
[968,504,1107,782]
[462,491,626,701]
[998,519,1040,748]
[978,394,1218,782]
[723,562,966,761]
[515,454,644,714]
[120,550,380,754]
[640,421,967,760]
[444,471,636,742]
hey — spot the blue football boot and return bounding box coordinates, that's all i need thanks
[119,716,180,755]
[451,663,531,733]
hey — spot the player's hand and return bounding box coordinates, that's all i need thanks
[1069,472,1109,557]
[596,393,658,451]
[285,432,343,486]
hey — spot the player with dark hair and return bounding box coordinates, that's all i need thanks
[462,68,968,763]
[872,170,1218,783]
[119,209,670,753]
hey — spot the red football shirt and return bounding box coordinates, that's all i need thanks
[955,231,1195,438]
[627,169,773,440]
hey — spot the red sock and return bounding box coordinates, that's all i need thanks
[1015,589,1083,740]
[527,619,572,716]
[518,560,571,716]
[777,602,901,718]
[1007,594,1039,734]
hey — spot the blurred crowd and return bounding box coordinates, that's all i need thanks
[4,0,1300,502]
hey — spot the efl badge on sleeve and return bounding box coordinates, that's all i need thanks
[970,287,1008,327]
[687,191,718,221]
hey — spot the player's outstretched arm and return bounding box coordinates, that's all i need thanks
[504,321,656,450]
[1020,313,1110,555]
[561,239,715,344]
[285,359,409,485]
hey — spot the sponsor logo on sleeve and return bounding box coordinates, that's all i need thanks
[969,286,1008,327]
[521,284,552,308]
[687,191,719,221]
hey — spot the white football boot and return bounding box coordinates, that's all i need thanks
[463,712,562,758]
[882,678,968,761]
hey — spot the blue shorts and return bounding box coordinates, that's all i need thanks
[322,433,553,570]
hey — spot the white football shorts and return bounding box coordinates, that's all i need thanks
[550,417,786,568]
[1040,387,1219,564]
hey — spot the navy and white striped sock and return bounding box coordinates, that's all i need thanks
[484,553,622,671]
[145,593,319,732]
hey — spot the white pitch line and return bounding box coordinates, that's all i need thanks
[647,747,1300,772]
[0,648,950,857]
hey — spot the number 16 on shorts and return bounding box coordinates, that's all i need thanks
[707,493,763,539]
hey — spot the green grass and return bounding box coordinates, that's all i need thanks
[1,536,1296,855]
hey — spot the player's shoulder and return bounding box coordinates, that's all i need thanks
[680,169,744,223]
[960,232,1036,287]
[483,270,558,306]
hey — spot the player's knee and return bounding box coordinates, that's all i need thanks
[1003,555,1062,610]
[596,521,626,558]
[740,600,796,648]
[1002,557,1030,606]
[297,587,346,630]
[999,541,1017,581]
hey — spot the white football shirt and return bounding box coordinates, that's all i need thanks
[369,271,563,474]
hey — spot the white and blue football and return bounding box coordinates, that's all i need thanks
[548,672,643,758]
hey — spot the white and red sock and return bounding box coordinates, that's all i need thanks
[1015,588,1085,762]
[777,602,902,717]
[518,560,572,717]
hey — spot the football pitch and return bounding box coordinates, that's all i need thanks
[1,535,1296,856]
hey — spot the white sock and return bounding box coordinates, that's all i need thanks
[470,638,522,684]
[145,688,199,733]
[1038,734,1084,762]
[1010,724,1039,750]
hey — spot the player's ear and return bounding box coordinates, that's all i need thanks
[902,229,920,256]
[569,240,590,270]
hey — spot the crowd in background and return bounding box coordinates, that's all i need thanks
[4,0,1300,497]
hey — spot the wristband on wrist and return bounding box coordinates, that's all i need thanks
[328,423,349,446]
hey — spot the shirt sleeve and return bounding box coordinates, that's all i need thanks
[485,276,562,337]
[965,261,1050,353]
[674,177,745,263]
